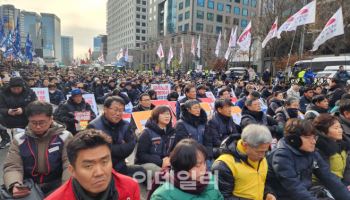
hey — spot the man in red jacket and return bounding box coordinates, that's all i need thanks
[45,129,140,200]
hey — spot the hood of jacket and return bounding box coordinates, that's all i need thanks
[180,107,207,127]
[145,119,175,136]
[306,103,328,114]
[316,130,350,157]
[242,106,264,121]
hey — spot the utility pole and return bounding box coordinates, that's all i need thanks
[298,0,307,58]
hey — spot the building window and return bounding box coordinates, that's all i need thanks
[197,10,204,19]
[235,0,240,3]
[226,5,231,13]
[251,0,257,7]
[142,29,146,33]
[216,14,223,23]
[242,8,248,16]
[197,0,205,7]
[142,37,146,41]
[207,12,214,21]
[225,16,231,25]
[184,23,189,31]
[136,7,141,11]
[243,0,249,6]
[196,23,204,32]
[178,25,183,31]
[142,15,146,19]
[241,19,248,27]
[234,7,240,15]
[251,12,256,17]
[136,14,140,18]
[142,1,146,5]
[136,21,140,25]
[185,0,190,7]
[216,26,222,34]
[179,2,184,10]
[136,36,140,40]
[208,0,214,9]
[178,14,183,22]
[206,24,213,33]
[233,18,239,25]
[142,8,146,12]
[185,11,190,19]
[217,3,224,11]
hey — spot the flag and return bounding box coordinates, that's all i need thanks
[312,7,344,51]
[13,16,20,54]
[215,31,222,57]
[262,17,279,48]
[179,39,184,64]
[0,19,4,47]
[124,48,129,62]
[224,27,237,60]
[197,35,201,58]
[98,53,105,63]
[288,0,316,31]
[116,48,123,60]
[167,46,174,65]
[25,33,33,62]
[157,43,164,59]
[88,48,92,59]
[191,36,196,56]
[237,21,252,52]
[277,15,297,38]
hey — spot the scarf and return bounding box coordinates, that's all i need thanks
[172,171,210,195]
[72,177,118,200]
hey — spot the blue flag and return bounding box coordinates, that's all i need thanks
[13,16,21,54]
[25,33,33,62]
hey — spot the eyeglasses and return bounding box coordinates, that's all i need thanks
[141,99,151,102]
[301,135,319,141]
[107,108,124,113]
[29,120,49,127]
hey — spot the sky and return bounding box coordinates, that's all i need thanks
[2,0,107,58]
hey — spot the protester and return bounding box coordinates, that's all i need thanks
[339,99,350,135]
[274,97,300,125]
[48,83,65,106]
[3,101,73,197]
[327,78,346,109]
[286,83,300,99]
[45,129,140,200]
[54,89,96,135]
[335,65,350,86]
[267,119,350,200]
[304,94,329,121]
[150,139,224,200]
[135,106,175,177]
[212,124,275,200]
[132,93,155,112]
[267,91,284,117]
[176,84,198,119]
[299,87,314,114]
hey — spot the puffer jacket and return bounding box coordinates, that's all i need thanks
[340,114,350,136]
[135,119,175,166]
[267,98,284,117]
[0,86,37,128]
[211,139,272,200]
[266,138,350,200]
[53,97,96,134]
[174,107,207,147]
[3,122,73,193]
[304,104,328,121]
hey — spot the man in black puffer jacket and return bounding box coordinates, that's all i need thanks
[0,77,37,129]
[88,96,143,177]
[54,89,96,135]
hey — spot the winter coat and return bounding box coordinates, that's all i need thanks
[88,115,136,174]
[286,88,300,99]
[266,138,350,200]
[267,98,284,117]
[304,104,328,121]
[132,103,155,112]
[150,174,223,200]
[0,86,37,128]
[45,170,140,200]
[299,95,312,114]
[135,120,175,166]
[240,106,282,139]
[174,107,207,147]
[53,97,96,135]
[335,70,350,85]
[49,89,65,106]
[274,107,299,125]
[212,139,272,200]
[327,85,346,109]
[340,114,350,136]
[204,112,240,158]
[3,122,72,192]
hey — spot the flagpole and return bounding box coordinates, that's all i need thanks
[286,30,297,70]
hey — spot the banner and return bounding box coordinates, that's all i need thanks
[32,88,50,103]
[262,18,278,48]
[123,113,132,123]
[215,31,222,57]
[237,21,252,52]
[67,94,99,116]
[151,84,171,100]
[231,106,242,125]
[312,7,344,51]
[157,43,164,59]
[200,102,213,118]
[287,0,316,31]
[132,110,152,131]
[74,111,91,131]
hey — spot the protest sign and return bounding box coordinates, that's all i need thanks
[132,110,152,131]
[151,84,171,100]
[231,106,242,125]
[74,111,91,131]
[32,88,50,103]
[67,94,99,116]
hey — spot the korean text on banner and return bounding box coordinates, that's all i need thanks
[74,111,91,131]
[32,88,50,103]
[151,84,171,100]
[132,110,152,131]
[67,94,99,116]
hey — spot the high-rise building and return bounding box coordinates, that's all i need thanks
[92,34,107,60]
[107,0,148,65]
[61,36,73,66]
[41,13,61,62]
[0,4,20,33]
[20,11,42,56]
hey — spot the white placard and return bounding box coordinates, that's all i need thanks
[151,84,171,100]
[32,88,50,103]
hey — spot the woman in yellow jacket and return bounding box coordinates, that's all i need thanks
[313,114,350,187]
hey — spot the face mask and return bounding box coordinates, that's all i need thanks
[287,108,299,118]
[49,90,55,94]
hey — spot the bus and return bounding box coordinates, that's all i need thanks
[293,55,350,73]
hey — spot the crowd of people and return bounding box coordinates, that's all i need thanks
[0,64,350,199]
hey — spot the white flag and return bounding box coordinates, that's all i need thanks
[225,27,237,60]
[312,7,344,51]
[191,36,196,56]
[157,43,164,59]
[237,21,252,52]
[179,39,184,64]
[262,18,279,48]
[277,15,296,38]
[124,48,129,62]
[116,48,123,60]
[197,35,201,58]
[167,46,174,65]
[215,31,222,57]
[288,0,316,31]
[98,52,105,63]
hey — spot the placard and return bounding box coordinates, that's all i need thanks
[67,93,99,116]
[74,111,91,131]
[231,106,242,125]
[132,110,152,131]
[151,84,171,100]
[32,88,50,103]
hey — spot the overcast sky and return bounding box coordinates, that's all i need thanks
[2,0,107,58]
